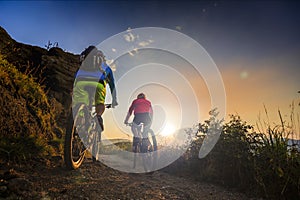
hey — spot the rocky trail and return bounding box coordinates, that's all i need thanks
[0,158,259,200]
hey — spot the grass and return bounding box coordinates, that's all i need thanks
[0,55,63,163]
[164,106,300,199]
[100,140,133,155]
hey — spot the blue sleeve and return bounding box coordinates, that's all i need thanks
[106,66,117,100]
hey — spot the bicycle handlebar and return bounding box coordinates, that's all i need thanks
[125,122,133,126]
[105,103,117,109]
[105,104,112,108]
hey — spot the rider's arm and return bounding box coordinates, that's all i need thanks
[124,101,135,124]
[124,112,131,124]
[149,103,153,122]
[106,66,118,106]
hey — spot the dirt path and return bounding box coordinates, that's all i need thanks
[0,158,258,200]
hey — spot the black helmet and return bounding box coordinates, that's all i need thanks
[80,45,104,69]
[137,93,145,99]
[80,45,97,62]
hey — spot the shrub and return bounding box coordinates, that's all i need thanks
[0,55,63,163]
[192,114,255,190]
[165,108,300,199]
[249,108,300,199]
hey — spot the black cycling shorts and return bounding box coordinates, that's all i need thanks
[133,113,152,126]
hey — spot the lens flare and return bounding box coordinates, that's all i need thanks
[160,122,176,136]
[73,27,226,173]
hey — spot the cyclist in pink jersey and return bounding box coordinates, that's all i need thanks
[124,93,153,151]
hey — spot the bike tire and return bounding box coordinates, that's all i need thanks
[64,104,88,170]
[141,138,152,172]
[132,142,140,169]
[141,129,157,172]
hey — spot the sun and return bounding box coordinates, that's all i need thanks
[161,122,176,136]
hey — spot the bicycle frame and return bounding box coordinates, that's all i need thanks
[84,103,112,162]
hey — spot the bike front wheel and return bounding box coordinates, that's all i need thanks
[64,104,88,169]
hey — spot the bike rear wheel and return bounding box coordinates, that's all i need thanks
[141,137,153,172]
[141,129,157,172]
[64,104,88,169]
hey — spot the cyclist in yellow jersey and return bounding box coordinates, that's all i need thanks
[73,45,118,131]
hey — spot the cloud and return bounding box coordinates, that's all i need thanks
[124,32,136,42]
[138,41,149,47]
[138,39,154,47]
[128,51,134,56]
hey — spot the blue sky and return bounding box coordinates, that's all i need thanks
[1,1,299,57]
[1,0,300,134]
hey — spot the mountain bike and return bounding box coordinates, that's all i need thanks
[64,102,111,170]
[126,122,158,172]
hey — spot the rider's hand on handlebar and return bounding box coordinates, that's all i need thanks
[112,99,118,108]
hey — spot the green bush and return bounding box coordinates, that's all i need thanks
[0,55,63,163]
[165,109,300,199]
[190,114,255,190]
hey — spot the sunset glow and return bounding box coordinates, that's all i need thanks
[160,122,176,136]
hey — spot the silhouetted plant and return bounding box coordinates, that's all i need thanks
[249,105,300,199]
[45,40,59,50]
[165,107,300,199]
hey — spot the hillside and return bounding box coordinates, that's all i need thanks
[0,26,78,128]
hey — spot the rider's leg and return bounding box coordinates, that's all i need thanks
[93,83,106,162]
[96,103,105,131]
[95,82,106,132]
[142,123,151,138]
[131,123,141,152]
[141,123,152,152]
[148,129,157,151]
[132,137,140,153]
